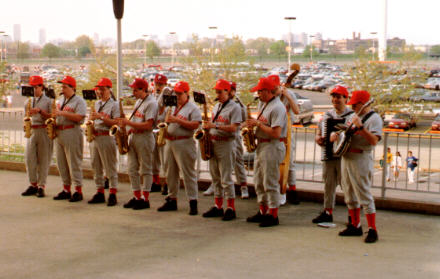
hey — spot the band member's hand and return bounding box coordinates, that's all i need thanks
[29,107,41,115]
[90,112,101,120]
[167,115,179,123]
[246,119,258,128]
[315,135,324,146]
[202,121,214,129]
[330,132,339,143]
[116,118,128,126]
[280,86,288,96]
[54,108,64,116]
[351,115,362,128]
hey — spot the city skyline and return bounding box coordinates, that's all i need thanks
[0,0,438,46]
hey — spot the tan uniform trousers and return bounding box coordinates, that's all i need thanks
[209,140,236,199]
[322,159,341,209]
[25,127,53,186]
[233,135,247,185]
[90,135,118,189]
[55,127,84,187]
[127,132,155,191]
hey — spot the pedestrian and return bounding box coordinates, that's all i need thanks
[406,151,418,184]
[391,151,402,181]
[384,147,393,182]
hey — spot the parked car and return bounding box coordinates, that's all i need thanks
[410,91,440,102]
[423,77,440,90]
[431,114,440,131]
[388,113,416,130]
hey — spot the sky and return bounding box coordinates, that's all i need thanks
[0,0,438,45]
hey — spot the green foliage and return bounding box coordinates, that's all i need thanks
[302,45,319,58]
[430,45,440,56]
[269,40,287,57]
[17,42,31,59]
[146,40,161,59]
[41,43,62,59]
[75,35,95,57]
[246,37,274,56]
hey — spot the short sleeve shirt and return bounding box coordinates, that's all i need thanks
[130,94,158,128]
[94,98,120,131]
[209,100,242,138]
[26,94,52,125]
[167,101,202,137]
[280,89,298,121]
[56,94,87,126]
[255,97,287,139]
[346,111,383,152]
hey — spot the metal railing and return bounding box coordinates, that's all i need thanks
[1,110,439,198]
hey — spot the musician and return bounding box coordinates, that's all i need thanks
[331,90,382,243]
[121,78,158,210]
[87,78,120,206]
[152,74,168,194]
[53,76,87,202]
[245,77,287,227]
[202,79,242,221]
[157,81,202,215]
[313,85,353,223]
[21,76,53,198]
[268,74,300,205]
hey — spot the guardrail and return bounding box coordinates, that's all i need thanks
[1,111,439,198]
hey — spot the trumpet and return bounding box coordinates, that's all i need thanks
[23,97,32,138]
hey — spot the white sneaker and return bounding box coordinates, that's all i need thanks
[203,184,214,196]
[279,193,287,206]
[240,186,249,199]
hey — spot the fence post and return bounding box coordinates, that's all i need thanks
[381,133,388,198]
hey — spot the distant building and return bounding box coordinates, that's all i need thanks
[93,33,100,45]
[39,29,46,46]
[13,24,21,42]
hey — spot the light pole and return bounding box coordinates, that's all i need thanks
[0,31,4,63]
[142,34,149,67]
[370,32,377,61]
[309,35,315,62]
[112,0,124,99]
[208,26,217,63]
[169,32,176,67]
[3,35,8,62]
[284,17,296,68]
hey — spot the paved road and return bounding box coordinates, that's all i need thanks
[1,169,440,279]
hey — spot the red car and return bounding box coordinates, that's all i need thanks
[432,115,440,131]
[388,113,416,130]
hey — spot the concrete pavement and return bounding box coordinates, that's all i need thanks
[1,169,440,279]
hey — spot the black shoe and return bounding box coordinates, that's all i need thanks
[157,199,177,211]
[161,184,168,196]
[36,188,45,198]
[222,208,236,221]
[312,211,333,223]
[22,186,38,196]
[104,177,109,189]
[364,229,379,243]
[133,199,150,210]
[286,190,300,205]
[69,192,83,202]
[259,214,279,227]
[123,197,137,208]
[88,192,105,204]
[53,190,71,200]
[247,211,265,223]
[151,183,161,192]
[202,206,224,218]
[339,224,363,236]
[189,200,198,215]
[107,193,117,207]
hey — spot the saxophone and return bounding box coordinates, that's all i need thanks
[241,103,257,152]
[193,102,213,161]
[85,101,96,142]
[156,108,172,147]
[109,98,129,154]
[45,94,57,140]
[23,97,32,138]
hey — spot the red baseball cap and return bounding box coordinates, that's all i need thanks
[347,90,370,105]
[154,74,168,85]
[230,81,237,90]
[96,77,112,88]
[129,78,149,90]
[58,76,76,89]
[330,85,349,98]
[213,79,231,91]
[29,76,44,86]
[174,81,190,93]
[267,75,281,86]
[250,77,276,92]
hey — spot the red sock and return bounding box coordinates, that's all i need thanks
[75,186,82,194]
[325,208,333,215]
[63,185,71,192]
[31,182,38,187]
[153,174,160,184]
[348,209,356,226]
[259,204,268,215]
[288,185,296,191]
[133,190,141,200]
[268,208,279,218]
[240,182,247,187]
[109,188,117,194]
[227,199,235,210]
[142,191,150,201]
[97,188,105,194]
[354,208,361,228]
[366,213,377,230]
[215,197,223,209]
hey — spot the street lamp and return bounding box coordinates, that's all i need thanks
[208,26,217,62]
[142,34,149,67]
[284,17,296,68]
[309,35,315,62]
[169,32,176,67]
[2,35,9,62]
[0,31,4,63]
[370,32,377,61]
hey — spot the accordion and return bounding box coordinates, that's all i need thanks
[321,116,346,161]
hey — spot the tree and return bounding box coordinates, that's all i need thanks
[41,43,61,59]
[17,42,31,59]
[146,40,161,59]
[269,40,287,57]
[74,35,95,57]
[430,45,440,56]
[302,44,319,59]
[246,37,273,56]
